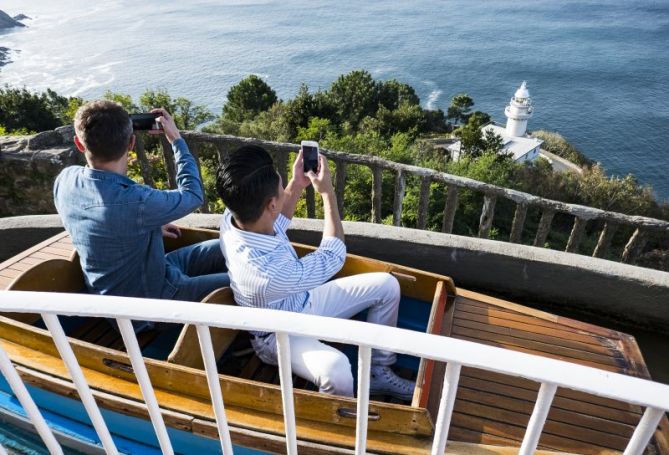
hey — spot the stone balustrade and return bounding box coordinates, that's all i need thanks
[2,127,667,269]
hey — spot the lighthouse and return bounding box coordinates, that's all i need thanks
[505,81,533,137]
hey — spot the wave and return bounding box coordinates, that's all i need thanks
[425,89,443,111]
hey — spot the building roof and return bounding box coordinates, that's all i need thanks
[483,124,543,160]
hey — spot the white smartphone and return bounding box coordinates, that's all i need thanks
[301,140,320,174]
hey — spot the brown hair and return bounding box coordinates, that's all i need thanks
[74,100,132,162]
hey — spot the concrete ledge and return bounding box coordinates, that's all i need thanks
[2,214,668,332]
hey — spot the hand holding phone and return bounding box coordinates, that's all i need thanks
[301,140,319,174]
[130,113,162,131]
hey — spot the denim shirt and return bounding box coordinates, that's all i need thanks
[53,138,203,299]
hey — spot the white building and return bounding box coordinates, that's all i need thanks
[447,81,543,163]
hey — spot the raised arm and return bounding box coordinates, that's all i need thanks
[281,148,311,220]
[141,108,204,228]
[308,155,344,242]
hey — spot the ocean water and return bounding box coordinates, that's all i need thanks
[0,0,667,201]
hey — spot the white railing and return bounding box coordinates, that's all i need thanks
[0,290,668,455]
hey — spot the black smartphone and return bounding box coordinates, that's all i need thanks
[130,113,161,131]
[301,140,319,173]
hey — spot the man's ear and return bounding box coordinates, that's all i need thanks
[267,196,278,214]
[73,135,86,153]
[128,134,136,152]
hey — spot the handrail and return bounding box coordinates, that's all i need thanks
[170,132,668,267]
[1,290,668,455]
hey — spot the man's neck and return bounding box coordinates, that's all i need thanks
[234,215,275,236]
[86,155,128,176]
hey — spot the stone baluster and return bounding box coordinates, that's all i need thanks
[441,185,459,234]
[275,150,288,188]
[478,194,497,238]
[392,171,406,227]
[509,202,528,243]
[417,176,431,230]
[592,222,618,259]
[565,217,587,254]
[160,137,177,190]
[335,159,346,216]
[622,228,647,264]
[305,186,316,219]
[187,142,209,214]
[372,166,383,224]
[533,209,556,247]
[133,133,155,188]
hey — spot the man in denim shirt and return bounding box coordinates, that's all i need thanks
[54,101,228,312]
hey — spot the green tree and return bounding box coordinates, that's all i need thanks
[447,93,474,126]
[222,75,278,123]
[377,79,420,110]
[284,84,315,139]
[104,91,138,112]
[326,70,378,129]
[0,86,65,132]
[139,89,213,130]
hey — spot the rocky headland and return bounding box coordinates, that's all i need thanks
[0,9,26,29]
[0,9,27,68]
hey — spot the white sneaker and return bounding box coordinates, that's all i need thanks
[369,366,415,401]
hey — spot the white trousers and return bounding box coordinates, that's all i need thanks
[250,272,401,397]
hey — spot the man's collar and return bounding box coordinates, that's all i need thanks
[223,210,282,252]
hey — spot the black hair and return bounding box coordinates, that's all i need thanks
[216,145,280,224]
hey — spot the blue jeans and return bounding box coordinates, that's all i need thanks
[165,239,230,302]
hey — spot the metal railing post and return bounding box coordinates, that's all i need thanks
[0,345,64,455]
[623,407,664,455]
[276,332,298,455]
[196,325,234,454]
[431,362,461,455]
[355,346,372,455]
[41,313,119,455]
[117,318,174,455]
[518,382,558,455]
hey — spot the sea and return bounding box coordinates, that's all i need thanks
[0,0,668,200]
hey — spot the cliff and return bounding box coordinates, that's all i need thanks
[0,10,25,29]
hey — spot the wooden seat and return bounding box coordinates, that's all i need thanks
[6,258,85,324]
[167,287,239,369]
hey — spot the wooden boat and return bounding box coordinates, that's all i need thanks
[0,227,668,454]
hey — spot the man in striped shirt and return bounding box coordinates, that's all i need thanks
[216,145,415,400]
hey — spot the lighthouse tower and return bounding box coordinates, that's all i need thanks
[505,81,533,137]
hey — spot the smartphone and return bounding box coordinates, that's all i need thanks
[301,140,319,173]
[130,113,161,131]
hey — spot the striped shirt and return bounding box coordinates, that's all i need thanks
[219,209,346,319]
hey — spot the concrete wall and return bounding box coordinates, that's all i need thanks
[2,214,668,333]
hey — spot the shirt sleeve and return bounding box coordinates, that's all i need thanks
[263,236,346,302]
[140,138,205,228]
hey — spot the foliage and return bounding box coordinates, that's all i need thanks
[453,113,503,158]
[447,93,474,126]
[532,130,593,167]
[138,89,214,130]
[0,85,79,132]
[221,75,277,124]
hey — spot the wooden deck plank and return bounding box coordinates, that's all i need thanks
[451,324,622,367]
[28,251,63,261]
[452,401,632,451]
[453,314,618,356]
[456,300,614,345]
[458,375,640,425]
[40,246,73,258]
[456,386,636,437]
[17,257,42,266]
[0,276,15,289]
[455,289,620,338]
[0,269,21,280]
[461,368,642,414]
[0,231,68,271]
